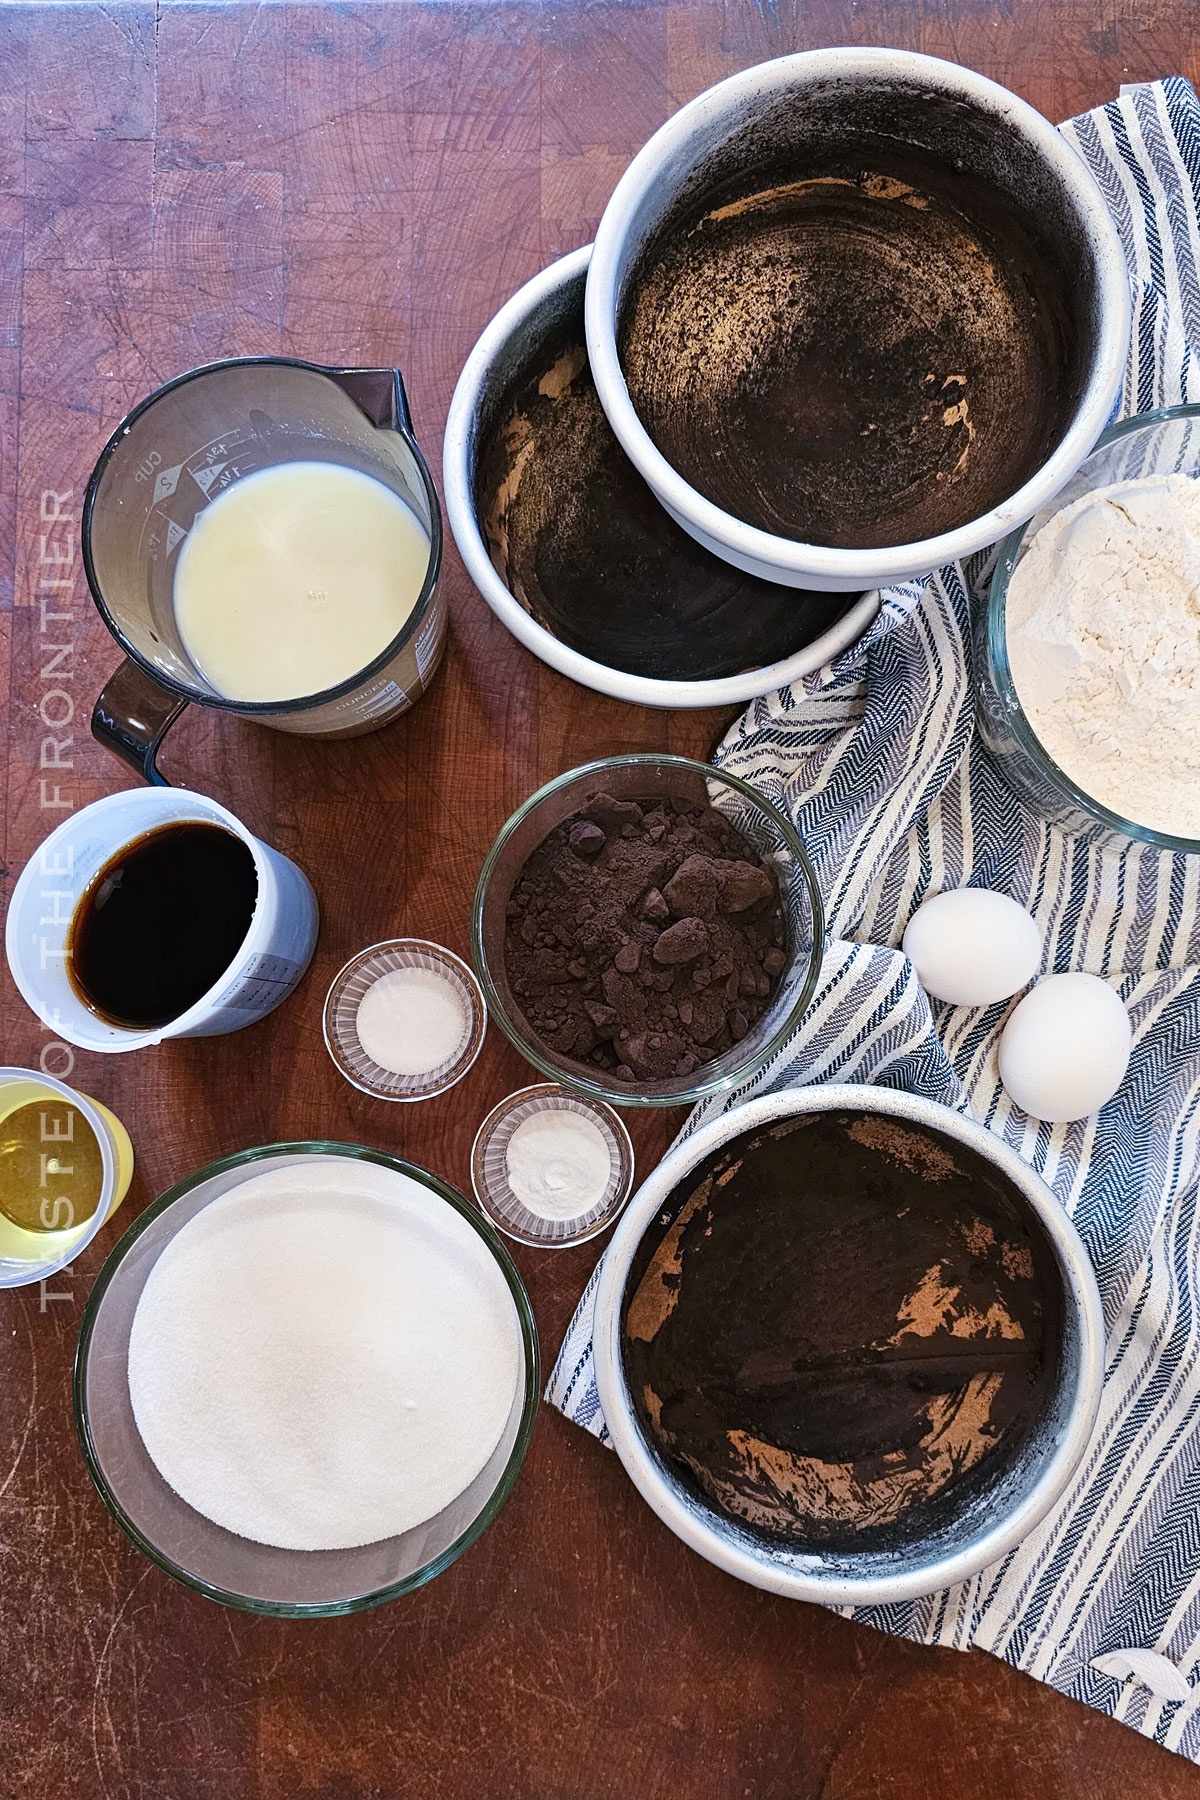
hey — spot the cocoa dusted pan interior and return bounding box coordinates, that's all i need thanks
[473,270,859,684]
[617,82,1096,551]
[621,1109,1065,1554]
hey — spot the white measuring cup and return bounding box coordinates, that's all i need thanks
[5,787,319,1053]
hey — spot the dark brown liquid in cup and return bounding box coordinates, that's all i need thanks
[68,822,259,1029]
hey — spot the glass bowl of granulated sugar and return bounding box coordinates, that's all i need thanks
[978,404,1200,854]
[74,1144,538,1616]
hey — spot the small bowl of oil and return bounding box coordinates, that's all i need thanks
[0,1067,134,1288]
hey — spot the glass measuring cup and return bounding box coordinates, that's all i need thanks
[83,357,445,785]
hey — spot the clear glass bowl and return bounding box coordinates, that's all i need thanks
[471,754,825,1108]
[73,1143,539,1617]
[977,404,1200,854]
[472,1083,635,1248]
[323,939,487,1101]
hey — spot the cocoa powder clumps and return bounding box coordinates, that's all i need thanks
[503,791,787,1083]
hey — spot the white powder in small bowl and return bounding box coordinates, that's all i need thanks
[505,1109,614,1221]
[127,1160,522,1551]
[355,966,469,1077]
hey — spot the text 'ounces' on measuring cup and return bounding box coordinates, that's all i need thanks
[82,357,446,786]
[0,1067,135,1288]
[5,785,319,1054]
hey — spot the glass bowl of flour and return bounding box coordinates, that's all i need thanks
[978,404,1200,853]
[73,1144,539,1615]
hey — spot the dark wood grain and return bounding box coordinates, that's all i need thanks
[1,4,1198,1795]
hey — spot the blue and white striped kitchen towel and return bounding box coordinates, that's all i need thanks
[548,77,1200,1761]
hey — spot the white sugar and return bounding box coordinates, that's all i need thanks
[355,966,469,1077]
[127,1160,521,1551]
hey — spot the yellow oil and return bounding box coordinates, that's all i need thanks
[0,1096,104,1259]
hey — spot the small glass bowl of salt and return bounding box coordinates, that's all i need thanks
[324,940,487,1101]
[472,1083,635,1248]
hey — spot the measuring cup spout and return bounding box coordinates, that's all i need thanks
[323,365,414,436]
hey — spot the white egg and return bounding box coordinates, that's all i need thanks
[901,888,1043,1006]
[998,973,1132,1123]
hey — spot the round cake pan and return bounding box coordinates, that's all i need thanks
[586,49,1131,592]
[443,245,879,708]
[591,1085,1105,1606]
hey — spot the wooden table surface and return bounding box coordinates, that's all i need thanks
[2,3,1199,1795]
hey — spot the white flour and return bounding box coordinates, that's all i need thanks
[1006,473,1200,838]
[127,1161,521,1551]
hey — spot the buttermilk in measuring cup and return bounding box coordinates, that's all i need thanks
[172,461,431,703]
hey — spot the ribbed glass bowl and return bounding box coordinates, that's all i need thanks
[471,754,824,1108]
[74,1143,539,1617]
[977,404,1200,854]
[471,1083,635,1248]
[323,939,487,1101]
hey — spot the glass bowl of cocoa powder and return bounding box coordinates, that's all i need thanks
[471,755,824,1107]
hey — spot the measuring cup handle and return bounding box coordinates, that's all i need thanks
[92,659,188,787]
